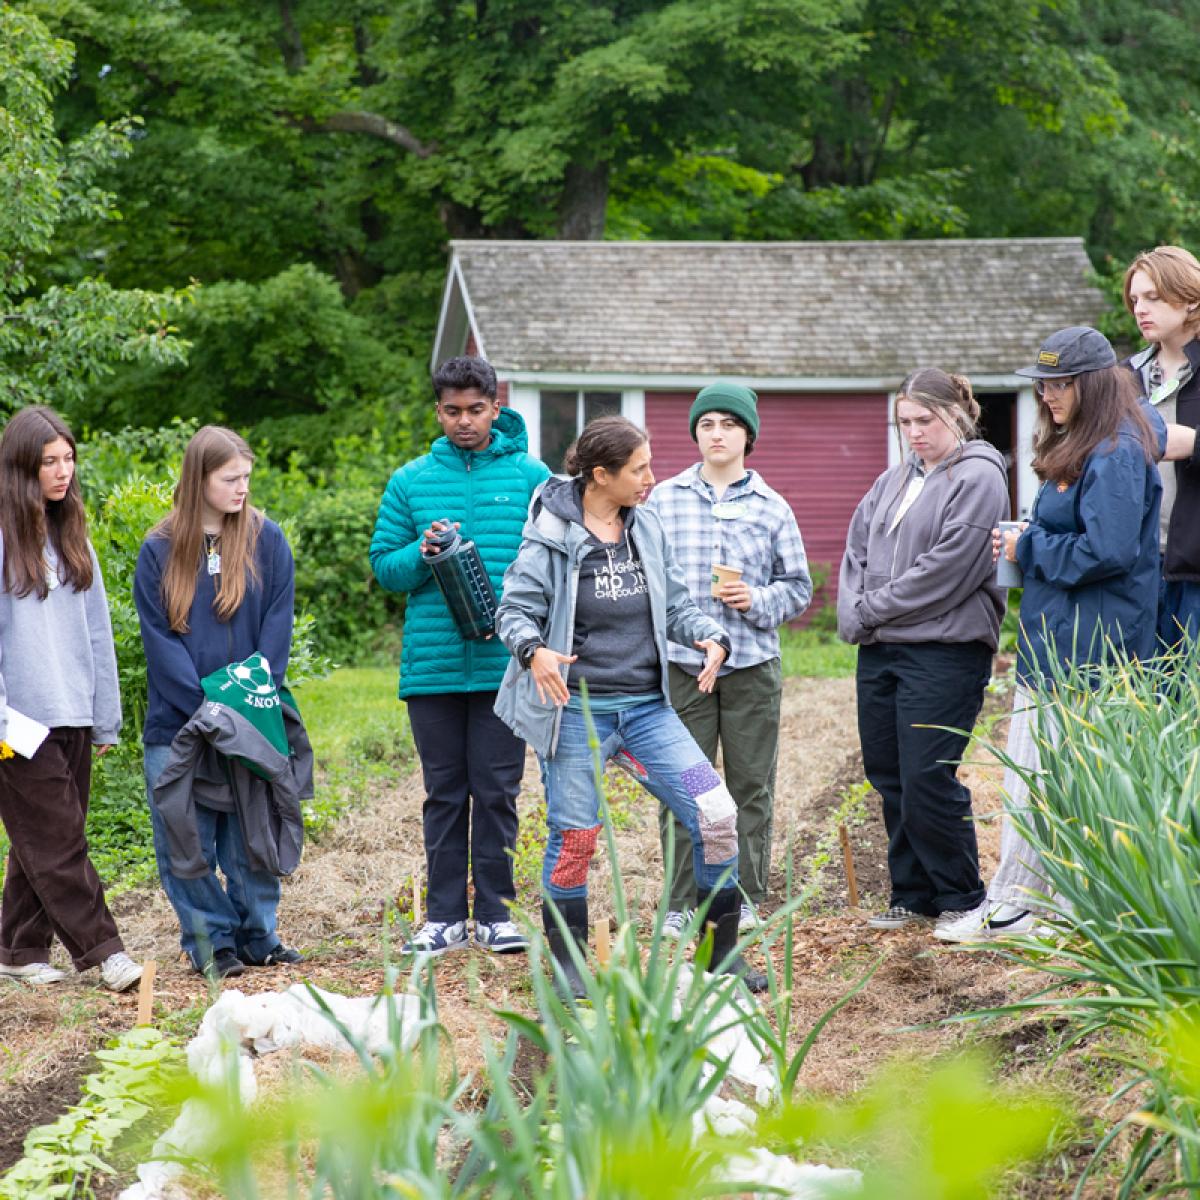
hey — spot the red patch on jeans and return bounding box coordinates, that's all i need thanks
[549,826,601,889]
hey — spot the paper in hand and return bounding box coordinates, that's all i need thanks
[2,708,50,759]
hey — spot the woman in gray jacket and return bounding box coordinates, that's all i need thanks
[838,369,1009,934]
[496,416,766,995]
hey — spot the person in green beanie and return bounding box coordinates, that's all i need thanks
[645,382,812,936]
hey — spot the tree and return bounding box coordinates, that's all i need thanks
[0,5,189,417]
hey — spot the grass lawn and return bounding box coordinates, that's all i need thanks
[292,665,403,761]
[780,627,857,678]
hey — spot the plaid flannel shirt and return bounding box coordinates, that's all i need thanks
[646,463,811,672]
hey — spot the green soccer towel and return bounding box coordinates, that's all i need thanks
[201,653,289,761]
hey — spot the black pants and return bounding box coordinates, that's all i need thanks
[856,641,991,915]
[406,691,525,924]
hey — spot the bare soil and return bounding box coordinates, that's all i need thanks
[0,671,1121,1194]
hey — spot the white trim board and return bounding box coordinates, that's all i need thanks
[497,371,1031,392]
[430,256,484,371]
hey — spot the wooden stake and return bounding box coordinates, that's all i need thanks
[136,960,157,1027]
[412,873,422,928]
[839,823,860,908]
[594,919,611,968]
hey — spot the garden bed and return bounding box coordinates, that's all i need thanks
[0,673,1132,1195]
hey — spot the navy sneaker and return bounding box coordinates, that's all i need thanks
[404,920,469,956]
[238,943,304,967]
[475,919,529,953]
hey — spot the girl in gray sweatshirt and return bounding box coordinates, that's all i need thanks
[0,407,141,992]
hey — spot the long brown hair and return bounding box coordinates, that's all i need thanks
[150,426,261,633]
[1031,366,1155,487]
[0,406,93,598]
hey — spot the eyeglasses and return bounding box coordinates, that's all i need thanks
[1035,378,1074,397]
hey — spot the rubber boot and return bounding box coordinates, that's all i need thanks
[543,898,589,1000]
[696,887,769,994]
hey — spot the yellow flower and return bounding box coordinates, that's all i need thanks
[0,742,14,761]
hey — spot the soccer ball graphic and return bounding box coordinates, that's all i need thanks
[230,656,274,696]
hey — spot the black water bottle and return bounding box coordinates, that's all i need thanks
[423,522,499,641]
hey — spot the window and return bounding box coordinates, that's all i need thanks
[539,390,621,472]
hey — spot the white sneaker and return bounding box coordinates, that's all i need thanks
[738,903,760,933]
[100,952,143,993]
[933,900,988,939]
[404,920,469,956]
[661,909,692,940]
[0,961,67,985]
[934,901,1035,944]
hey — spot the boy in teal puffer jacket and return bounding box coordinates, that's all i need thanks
[370,356,549,956]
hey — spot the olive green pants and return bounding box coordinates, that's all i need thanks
[659,658,782,909]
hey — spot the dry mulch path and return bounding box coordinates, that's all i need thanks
[0,670,1091,1193]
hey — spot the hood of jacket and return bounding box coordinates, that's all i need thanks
[521,474,641,554]
[429,404,530,469]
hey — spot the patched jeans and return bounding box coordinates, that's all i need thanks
[540,701,739,901]
[145,743,281,969]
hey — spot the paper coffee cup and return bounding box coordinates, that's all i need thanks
[711,562,742,598]
[995,521,1024,588]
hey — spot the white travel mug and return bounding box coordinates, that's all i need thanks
[995,521,1024,588]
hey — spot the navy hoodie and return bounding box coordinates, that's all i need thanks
[134,516,295,745]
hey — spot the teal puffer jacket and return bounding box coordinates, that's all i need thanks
[370,408,550,697]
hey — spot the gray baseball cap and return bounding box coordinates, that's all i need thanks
[1015,326,1117,378]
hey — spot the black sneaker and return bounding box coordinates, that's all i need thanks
[238,943,304,967]
[196,948,246,979]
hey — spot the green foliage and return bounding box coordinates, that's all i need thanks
[961,648,1200,1195]
[763,1054,1061,1200]
[0,6,190,416]
[0,1027,185,1200]
[86,742,158,893]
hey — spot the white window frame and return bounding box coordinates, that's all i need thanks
[508,385,643,464]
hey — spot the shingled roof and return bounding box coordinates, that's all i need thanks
[435,238,1103,379]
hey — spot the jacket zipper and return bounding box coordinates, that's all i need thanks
[549,556,582,757]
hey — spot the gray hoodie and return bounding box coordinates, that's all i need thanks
[837,440,1009,649]
[494,476,729,757]
[0,536,121,745]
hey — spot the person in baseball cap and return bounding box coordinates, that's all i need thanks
[937,323,1164,946]
[1014,325,1118,378]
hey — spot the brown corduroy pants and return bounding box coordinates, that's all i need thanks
[0,727,123,970]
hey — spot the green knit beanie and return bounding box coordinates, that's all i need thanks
[689,382,760,441]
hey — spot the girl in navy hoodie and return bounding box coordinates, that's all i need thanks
[135,426,300,979]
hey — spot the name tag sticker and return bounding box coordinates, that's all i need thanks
[1151,377,1181,405]
[712,502,748,519]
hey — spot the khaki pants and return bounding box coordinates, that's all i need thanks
[658,659,782,908]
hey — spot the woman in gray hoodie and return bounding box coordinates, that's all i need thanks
[838,368,1009,934]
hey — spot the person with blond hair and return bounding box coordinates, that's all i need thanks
[1123,245,1200,647]
[0,406,143,991]
[135,425,300,979]
[838,367,1009,933]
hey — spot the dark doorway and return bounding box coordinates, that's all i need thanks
[977,391,1018,518]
